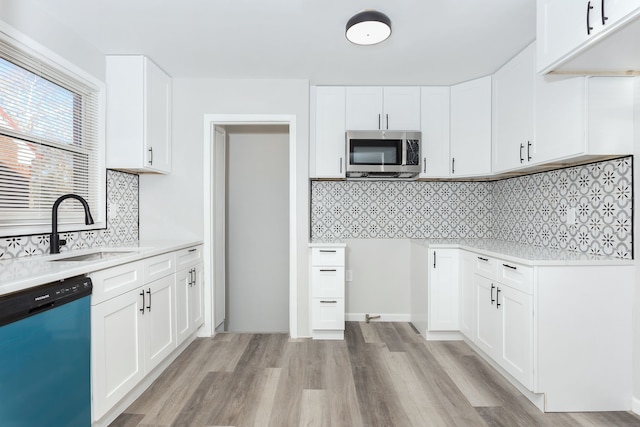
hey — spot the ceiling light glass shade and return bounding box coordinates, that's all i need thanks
[346,10,392,45]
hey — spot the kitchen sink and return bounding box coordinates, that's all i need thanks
[48,250,136,262]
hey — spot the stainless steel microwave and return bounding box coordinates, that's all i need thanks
[345,130,421,178]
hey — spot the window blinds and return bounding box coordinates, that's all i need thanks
[0,37,102,236]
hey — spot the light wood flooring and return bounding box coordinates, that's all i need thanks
[110,322,640,427]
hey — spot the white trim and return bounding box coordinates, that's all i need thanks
[632,397,640,416]
[346,313,411,322]
[203,114,298,338]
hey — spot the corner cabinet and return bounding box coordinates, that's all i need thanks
[450,76,492,177]
[345,87,421,131]
[310,87,346,178]
[310,244,346,340]
[106,55,172,174]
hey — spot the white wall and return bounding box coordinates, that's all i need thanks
[225,125,289,332]
[139,78,310,335]
[0,0,106,81]
[344,239,412,321]
[633,78,640,413]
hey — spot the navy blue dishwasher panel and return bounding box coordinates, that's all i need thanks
[0,295,91,427]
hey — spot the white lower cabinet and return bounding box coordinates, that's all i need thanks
[91,245,204,423]
[428,249,459,331]
[498,283,533,390]
[310,245,346,340]
[475,274,501,357]
[458,251,476,339]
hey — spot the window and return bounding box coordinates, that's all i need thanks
[0,35,104,237]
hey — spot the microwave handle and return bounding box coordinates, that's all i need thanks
[378,114,381,130]
[339,157,343,174]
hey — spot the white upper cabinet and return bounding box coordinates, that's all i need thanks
[450,76,492,177]
[537,0,640,73]
[106,55,172,174]
[346,87,420,130]
[419,87,450,178]
[492,44,535,173]
[310,87,346,179]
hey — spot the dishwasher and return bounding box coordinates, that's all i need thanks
[0,275,92,427]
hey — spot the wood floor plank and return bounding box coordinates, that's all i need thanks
[375,321,408,352]
[299,389,330,427]
[251,368,281,427]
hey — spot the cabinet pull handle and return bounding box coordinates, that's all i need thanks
[452,158,455,174]
[146,288,151,312]
[519,143,524,164]
[148,147,153,165]
[527,141,532,161]
[503,263,517,270]
[386,114,389,130]
[490,283,495,305]
[478,256,488,262]
[140,290,145,314]
[601,0,608,25]
[423,157,426,174]
[319,250,336,253]
[496,288,501,309]
[320,269,337,272]
[190,269,195,286]
[586,1,594,35]
[320,300,337,304]
[433,251,436,268]
[188,248,197,253]
[378,114,381,130]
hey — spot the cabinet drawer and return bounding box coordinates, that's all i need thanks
[311,298,345,330]
[90,261,144,305]
[176,245,203,270]
[311,267,345,297]
[474,254,497,279]
[143,252,176,283]
[311,247,345,266]
[498,261,533,294]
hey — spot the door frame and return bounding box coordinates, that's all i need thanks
[203,114,297,338]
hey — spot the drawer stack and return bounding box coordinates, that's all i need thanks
[310,246,346,340]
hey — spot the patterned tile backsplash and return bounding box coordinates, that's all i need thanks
[0,170,139,259]
[311,157,633,259]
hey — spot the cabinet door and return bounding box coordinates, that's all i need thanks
[428,249,459,331]
[311,87,346,178]
[498,284,533,390]
[91,288,144,420]
[475,274,500,359]
[420,87,450,178]
[450,76,492,177]
[311,298,345,330]
[458,251,476,340]
[190,263,204,331]
[144,275,176,373]
[492,44,535,173]
[175,267,191,345]
[311,266,345,297]
[346,87,383,130]
[145,57,172,173]
[534,75,586,164]
[383,87,421,130]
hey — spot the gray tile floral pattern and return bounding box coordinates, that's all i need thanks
[311,157,633,259]
[0,170,139,259]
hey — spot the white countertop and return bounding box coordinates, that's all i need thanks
[0,240,203,297]
[413,238,634,266]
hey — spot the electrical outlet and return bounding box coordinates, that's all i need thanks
[567,207,576,225]
[345,270,353,282]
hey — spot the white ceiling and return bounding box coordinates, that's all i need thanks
[30,0,536,86]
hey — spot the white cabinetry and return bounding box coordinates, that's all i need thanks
[106,55,172,174]
[427,249,459,331]
[537,0,640,73]
[310,245,346,340]
[91,253,177,421]
[310,87,346,178]
[450,77,492,177]
[419,87,451,178]
[458,251,476,339]
[346,87,421,130]
[492,44,535,173]
[175,246,204,346]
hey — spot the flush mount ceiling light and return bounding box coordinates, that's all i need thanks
[346,10,392,45]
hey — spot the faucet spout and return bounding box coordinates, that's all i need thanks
[50,194,95,254]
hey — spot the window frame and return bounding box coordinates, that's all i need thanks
[0,28,106,238]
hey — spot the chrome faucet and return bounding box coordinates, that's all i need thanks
[50,194,94,254]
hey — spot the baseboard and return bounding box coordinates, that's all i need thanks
[632,396,640,415]
[425,330,464,341]
[346,312,411,322]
